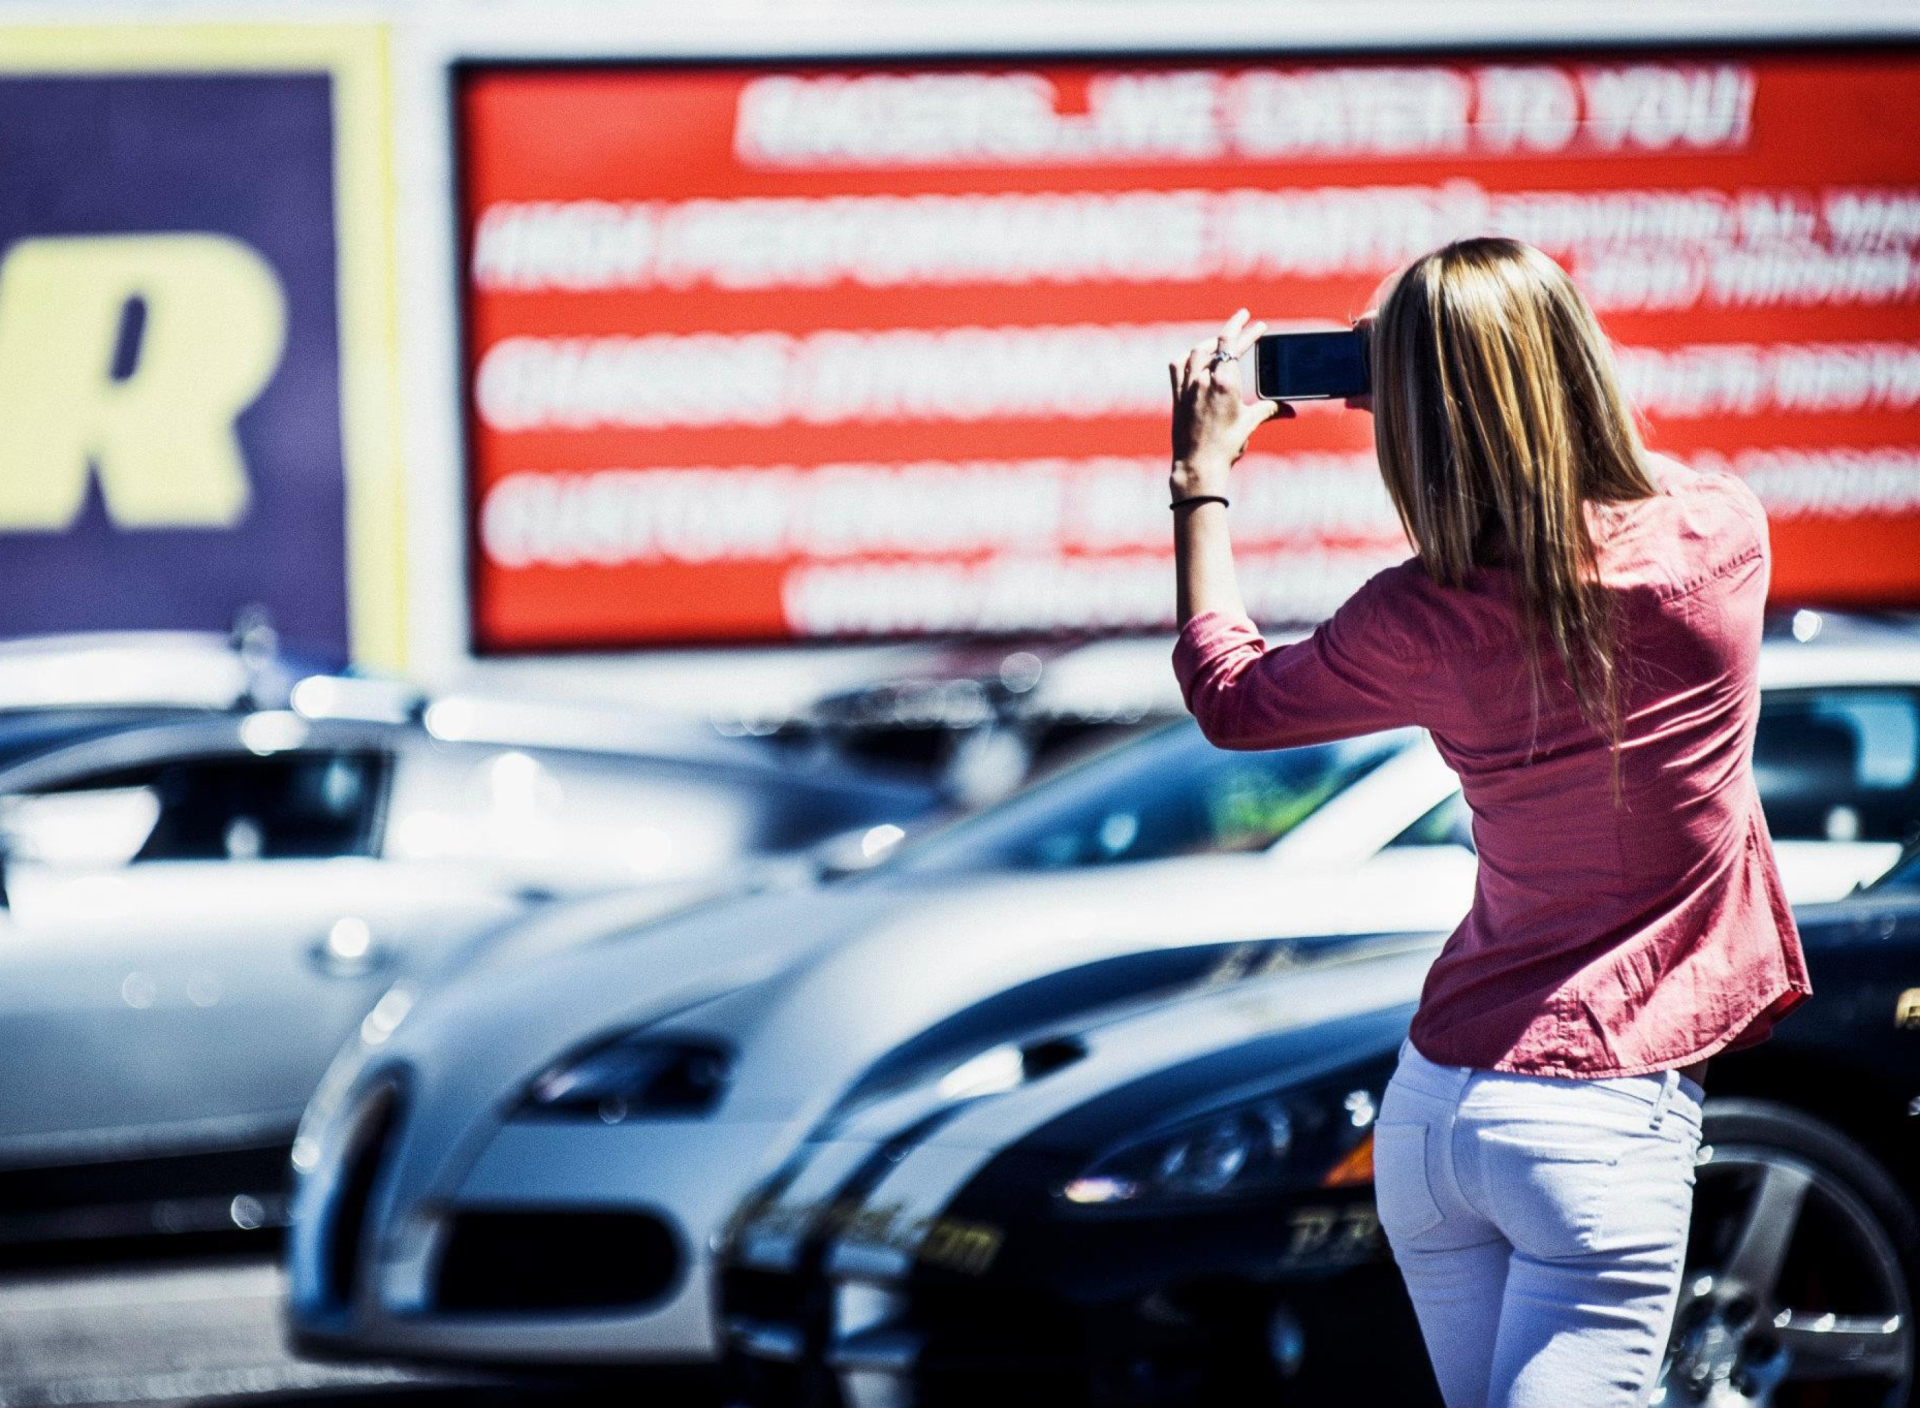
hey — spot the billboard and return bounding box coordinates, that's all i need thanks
[0,26,404,670]
[459,49,1920,652]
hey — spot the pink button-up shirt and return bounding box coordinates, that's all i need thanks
[1172,457,1810,1078]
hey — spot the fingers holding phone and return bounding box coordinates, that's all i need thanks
[1169,310,1293,484]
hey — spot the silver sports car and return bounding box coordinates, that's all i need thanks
[285,615,1919,1373]
[0,627,325,767]
[0,684,935,1250]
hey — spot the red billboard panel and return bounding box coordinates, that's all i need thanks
[459,51,1920,651]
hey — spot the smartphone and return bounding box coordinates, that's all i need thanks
[1253,329,1371,401]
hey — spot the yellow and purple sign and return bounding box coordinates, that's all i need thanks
[0,26,403,669]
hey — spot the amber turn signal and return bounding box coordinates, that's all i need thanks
[1321,1130,1374,1188]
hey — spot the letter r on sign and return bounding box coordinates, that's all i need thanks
[0,234,288,530]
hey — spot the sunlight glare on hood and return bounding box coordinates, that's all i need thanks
[937,1043,1027,1100]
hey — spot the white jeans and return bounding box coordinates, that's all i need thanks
[1375,1037,1706,1408]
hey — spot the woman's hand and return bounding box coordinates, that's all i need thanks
[1168,310,1293,498]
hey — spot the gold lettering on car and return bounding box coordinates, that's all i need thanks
[1281,1204,1387,1267]
[918,1220,1004,1276]
[735,1196,1005,1276]
[1286,1208,1337,1257]
[1335,1206,1381,1255]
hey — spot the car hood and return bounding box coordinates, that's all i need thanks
[643,847,1466,1129]
[416,874,750,987]
[351,846,1467,1203]
[836,941,1428,1160]
[346,878,920,1194]
[731,943,1430,1272]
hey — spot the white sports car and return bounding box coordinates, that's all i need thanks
[0,684,933,1251]
[285,618,1920,1375]
[0,627,325,766]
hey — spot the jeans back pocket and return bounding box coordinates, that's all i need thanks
[1478,1130,1624,1259]
[1373,1121,1445,1243]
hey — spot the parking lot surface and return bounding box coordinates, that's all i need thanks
[0,1256,487,1408]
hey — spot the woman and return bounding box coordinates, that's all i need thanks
[1166,237,1810,1408]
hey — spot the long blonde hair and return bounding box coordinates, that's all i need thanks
[1370,237,1657,794]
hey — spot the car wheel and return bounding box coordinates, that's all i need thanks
[1659,1099,1919,1408]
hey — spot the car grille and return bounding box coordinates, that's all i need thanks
[321,1078,404,1309]
[434,1208,679,1312]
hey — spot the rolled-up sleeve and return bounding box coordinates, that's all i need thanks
[1172,575,1427,750]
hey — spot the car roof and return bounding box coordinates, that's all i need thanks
[280,671,797,772]
[0,631,326,712]
[408,692,817,772]
[0,696,918,799]
[0,713,406,794]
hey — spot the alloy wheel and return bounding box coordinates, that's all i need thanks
[1657,1142,1912,1408]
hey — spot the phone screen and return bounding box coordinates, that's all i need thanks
[1254,330,1371,401]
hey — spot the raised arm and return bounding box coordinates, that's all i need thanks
[1172,580,1426,750]
[1167,312,1422,750]
[1168,310,1290,627]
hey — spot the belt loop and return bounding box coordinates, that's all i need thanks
[1651,1068,1677,1130]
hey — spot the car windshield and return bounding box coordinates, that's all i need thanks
[893,720,1410,875]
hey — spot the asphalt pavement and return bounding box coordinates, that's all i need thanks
[0,1255,479,1408]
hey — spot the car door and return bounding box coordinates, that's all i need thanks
[0,718,521,1167]
[1770,845,1920,1086]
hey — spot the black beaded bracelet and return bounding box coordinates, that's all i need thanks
[1169,493,1230,511]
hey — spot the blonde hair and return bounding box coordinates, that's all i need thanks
[1370,237,1656,796]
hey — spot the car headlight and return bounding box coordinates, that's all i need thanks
[1058,1081,1379,1209]
[518,1033,733,1122]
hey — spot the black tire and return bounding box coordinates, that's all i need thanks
[1660,1097,1920,1408]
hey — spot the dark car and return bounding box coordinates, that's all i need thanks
[720,840,1920,1408]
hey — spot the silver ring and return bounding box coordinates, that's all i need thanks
[1207,349,1237,368]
